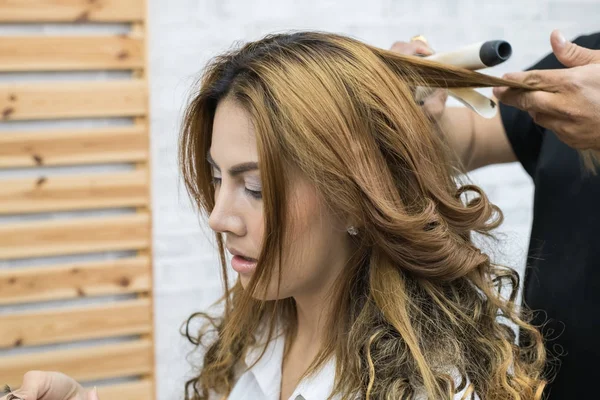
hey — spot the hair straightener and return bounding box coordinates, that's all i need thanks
[416,39,512,118]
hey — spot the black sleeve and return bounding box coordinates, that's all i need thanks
[500,32,600,177]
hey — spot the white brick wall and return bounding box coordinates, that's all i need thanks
[149,1,600,398]
[1,1,598,399]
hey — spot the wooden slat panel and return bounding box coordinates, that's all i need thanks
[0,298,151,349]
[0,80,147,121]
[0,126,148,168]
[0,36,144,71]
[0,213,150,260]
[0,256,150,305]
[95,380,153,400]
[0,170,149,214]
[0,340,153,389]
[0,0,145,22]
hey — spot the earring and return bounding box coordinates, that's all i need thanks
[347,226,358,236]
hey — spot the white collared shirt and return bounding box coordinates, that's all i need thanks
[227,328,339,400]
[224,330,476,400]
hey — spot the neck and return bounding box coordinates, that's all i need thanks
[287,240,352,358]
[289,268,343,360]
[293,291,330,347]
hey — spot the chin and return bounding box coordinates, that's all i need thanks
[238,273,251,289]
[238,275,291,301]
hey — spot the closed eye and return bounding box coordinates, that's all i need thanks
[211,177,262,200]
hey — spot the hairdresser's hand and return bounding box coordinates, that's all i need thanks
[494,29,600,151]
[1,371,98,400]
[389,40,448,121]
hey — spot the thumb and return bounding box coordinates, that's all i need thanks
[551,29,600,67]
[3,371,43,400]
[87,386,100,400]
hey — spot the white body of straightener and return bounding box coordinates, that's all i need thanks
[421,40,512,118]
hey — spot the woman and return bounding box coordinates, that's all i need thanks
[3,31,546,400]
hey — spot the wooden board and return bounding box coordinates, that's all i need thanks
[0,170,149,214]
[0,35,144,71]
[0,298,152,349]
[0,80,147,121]
[0,213,150,260]
[0,0,145,23]
[95,380,154,400]
[0,1,155,397]
[0,125,148,168]
[0,339,153,389]
[0,256,151,305]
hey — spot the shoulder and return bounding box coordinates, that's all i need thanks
[412,372,480,400]
[572,31,600,49]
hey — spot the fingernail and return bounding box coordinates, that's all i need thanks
[91,386,99,399]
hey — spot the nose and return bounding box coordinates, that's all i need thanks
[208,186,246,236]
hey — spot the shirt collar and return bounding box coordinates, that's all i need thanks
[291,357,338,400]
[243,324,339,400]
[244,325,285,399]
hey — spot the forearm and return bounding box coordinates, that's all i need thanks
[437,106,517,171]
[437,107,477,171]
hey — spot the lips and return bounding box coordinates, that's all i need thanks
[230,255,257,275]
[226,246,258,275]
[226,246,256,261]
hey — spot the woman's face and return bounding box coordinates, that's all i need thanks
[208,98,352,300]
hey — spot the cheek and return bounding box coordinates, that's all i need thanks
[254,187,343,300]
[281,186,327,274]
[250,213,265,250]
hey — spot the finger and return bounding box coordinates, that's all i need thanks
[414,86,436,103]
[424,88,448,106]
[415,46,433,56]
[422,89,448,119]
[551,29,600,67]
[389,41,433,56]
[500,70,565,91]
[2,388,30,400]
[528,110,553,127]
[529,111,573,135]
[494,88,563,115]
[492,86,508,98]
[409,39,433,55]
[2,372,44,400]
[527,111,583,147]
[417,87,447,102]
[87,387,99,400]
[0,394,27,400]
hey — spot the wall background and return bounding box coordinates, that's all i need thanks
[1,1,598,399]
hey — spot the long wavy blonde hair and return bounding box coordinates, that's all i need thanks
[179,31,547,399]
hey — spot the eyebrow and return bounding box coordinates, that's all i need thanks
[206,151,259,176]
